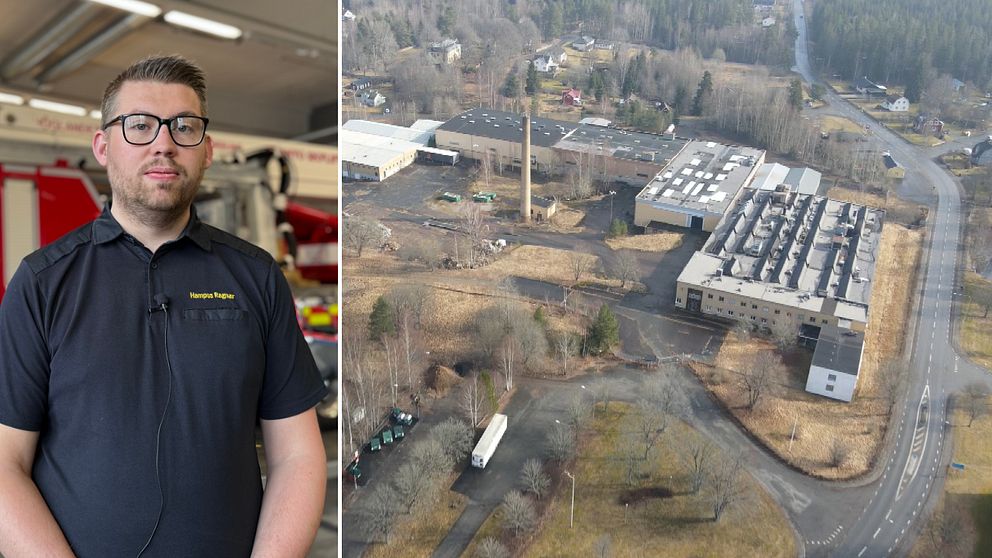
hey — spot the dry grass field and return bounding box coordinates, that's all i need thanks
[692,224,924,479]
[961,271,992,370]
[605,232,684,252]
[462,245,646,294]
[819,115,866,135]
[463,404,796,557]
[364,489,468,558]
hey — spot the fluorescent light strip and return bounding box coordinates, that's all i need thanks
[89,110,103,120]
[164,11,242,39]
[0,92,25,105]
[28,99,88,117]
[88,0,162,18]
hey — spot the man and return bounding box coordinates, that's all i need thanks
[0,55,328,557]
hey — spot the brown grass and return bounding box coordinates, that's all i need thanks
[462,245,645,293]
[692,225,924,479]
[960,272,992,370]
[465,403,796,557]
[605,232,684,252]
[364,489,468,558]
[819,115,865,135]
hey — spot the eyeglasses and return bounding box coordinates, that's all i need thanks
[102,113,209,147]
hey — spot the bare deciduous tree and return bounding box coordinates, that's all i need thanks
[828,436,851,469]
[733,314,753,342]
[500,490,537,538]
[499,333,520,392]
[617,434,644,486]
[961,382,991,427]
[708,452,747,522]
[677,436,715,494]
[460,374,490,426]
[365,485,400,543]
[568,252,596,285]
[546,423,576,464]
[738,351,779,411]
[344,215,389,257]
[475,537,510,558]
[388,284,433,328]
[398,237,442,270]
[554,331,577,376]
[520,458,551,499]
[611,250,640,289]
[566,393,591,428]
[926,506,966,556]
[430,418,475,464]
[768,313,799,350]
[592,382,612,416]
[634,371,688,460]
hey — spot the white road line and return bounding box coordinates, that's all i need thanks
[873,527,881,538]
[886,509,892,520]
[859,546,868,557]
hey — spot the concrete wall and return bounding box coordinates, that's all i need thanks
[805,365,857,402]
[555,148,665,186]
[342,150,416,182]
[635,203,722,232]
[435,129,558,173]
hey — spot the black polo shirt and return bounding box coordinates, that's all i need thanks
[0,205,327,557]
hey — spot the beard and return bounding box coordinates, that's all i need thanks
[108,156,206,228]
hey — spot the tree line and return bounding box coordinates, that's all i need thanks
[809,0,992,91]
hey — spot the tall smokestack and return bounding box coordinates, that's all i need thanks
[521,113,532,223]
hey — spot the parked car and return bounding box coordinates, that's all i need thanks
[369,436,381,452]
[345,461,361,481]
[393,425,405,440]
[390,407,414,426]
[381,428,394,445]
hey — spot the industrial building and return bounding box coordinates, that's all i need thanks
[434,108,687,182]
[633,141,766,232]
[340,119,457,181]
[675,185,885,401]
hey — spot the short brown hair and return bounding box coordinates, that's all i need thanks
[101,55,208,123]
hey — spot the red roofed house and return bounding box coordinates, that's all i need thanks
[562,88,582,106]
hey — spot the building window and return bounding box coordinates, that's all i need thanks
[809,316,816,322]
[826,385,835,392]
[751,304,758,309]
[705,305,712,311]
[822,319,828,324]
[728,310,734,316]
[828,374,837,381]
[774,309,781,315]
[676,298,682,304]
[761,318,767,323]
[787,312,793,317]
[707,294,713,299]
[741,302,747,307]
[751,315,756,321]
[718,296,725,302]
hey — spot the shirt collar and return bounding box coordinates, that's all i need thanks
[92,203,212,251]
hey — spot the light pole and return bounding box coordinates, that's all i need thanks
[564,470,575,528]
[608,190,617,224]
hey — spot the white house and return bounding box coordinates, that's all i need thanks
[533,54,559,74]
[547,48,567,64]
[342,9,355,22]
[594,39,615,51]
[359,90,386,107]
[428,39,461,65]
[571,36,594,51]
[881,95,909,112]
[804,327,865,402]
[761,17,776,27]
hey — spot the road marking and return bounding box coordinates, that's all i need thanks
[859,546,868,557]
[886,509,892,520]
[873,527,881,538]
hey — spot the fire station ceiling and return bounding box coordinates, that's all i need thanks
[0,0,337,142]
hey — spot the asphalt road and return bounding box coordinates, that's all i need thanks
[790,1,992,556]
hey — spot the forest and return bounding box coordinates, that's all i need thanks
[809,0,992,91]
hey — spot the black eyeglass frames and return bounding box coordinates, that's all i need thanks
[102,113,209,147]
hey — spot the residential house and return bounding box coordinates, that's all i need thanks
[881,95,909,112]
[571,36,594,51]
[594,39,615,51]
[972,136,992,166]
[349,77,372,91]
[561,88,582,106]
[854,76,887,97]
[359,89,386,107]
[546,47,567,65]
[342,9,355,22]
[761,17,776,27]
[531,195,558,222]
[428,39,461,65]
[533,54,560,74]
[882,152,905,178]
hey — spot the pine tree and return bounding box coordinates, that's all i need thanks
[525,60,539,96]
[691,71,713,116]
[502,72,520,99]
[588,304,620,355]
[369,296,395,341]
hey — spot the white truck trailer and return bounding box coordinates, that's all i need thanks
[471,413,507,468]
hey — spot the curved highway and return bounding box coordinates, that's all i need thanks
[790,1,990,556]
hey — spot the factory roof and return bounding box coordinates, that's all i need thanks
[340,130,420,167]
[811,325,865,377]
[554,125,689,167]
[751,163,821,196]
[677,188,885,324]
[437,109,577,147]
[635,141,765,217]
[342,119,434,145]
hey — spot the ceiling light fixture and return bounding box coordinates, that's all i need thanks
[89,110,103,120]
[0,92,26,105]
[88,0,162,18]
[28,98,88,117]
[164,11,242,39]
